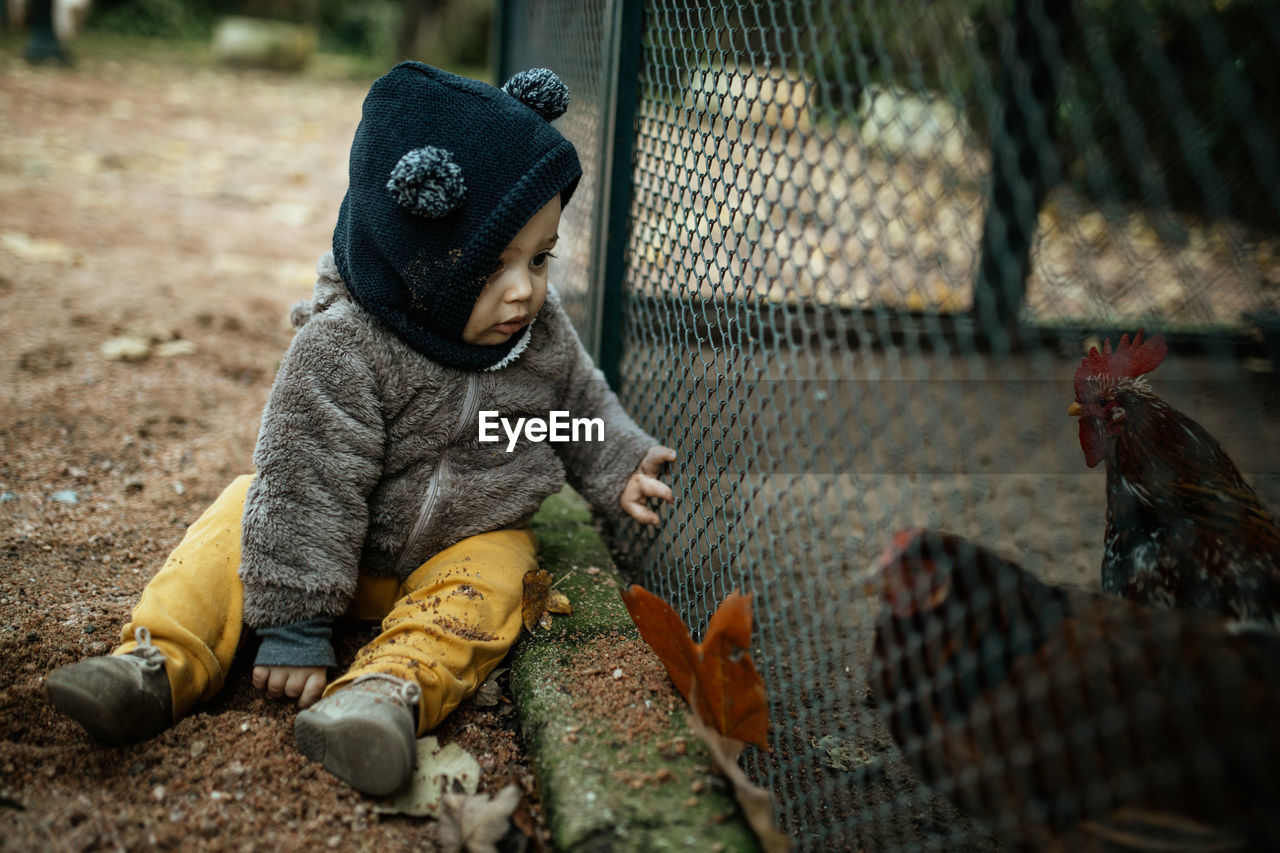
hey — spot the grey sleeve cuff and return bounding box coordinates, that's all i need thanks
[252,616,337,668]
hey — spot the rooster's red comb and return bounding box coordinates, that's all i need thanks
[873,529,926,570]
[1073,329,1168,400]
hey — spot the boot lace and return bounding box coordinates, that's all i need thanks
[130,625,166,673]
[349,672,422,708]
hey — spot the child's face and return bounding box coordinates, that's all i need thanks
[462,196,562,346]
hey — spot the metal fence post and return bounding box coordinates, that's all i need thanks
[592,0,644,391]
[972,0,1072,346]
[492,0,514,87]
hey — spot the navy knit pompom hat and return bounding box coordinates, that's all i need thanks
[333,62,582,370]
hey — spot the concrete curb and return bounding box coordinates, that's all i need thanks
[513,489,761,852]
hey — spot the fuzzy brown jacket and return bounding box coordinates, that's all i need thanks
[238,253,656,630]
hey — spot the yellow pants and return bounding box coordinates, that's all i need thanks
[118,475,536,735]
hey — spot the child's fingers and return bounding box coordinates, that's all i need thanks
[631,473,672,504]
[263,669,288,698]
[284,670,310,699]
[642,446,677,473]
[651,446,677,464]
[621,475,672,524]
[624,498,660,526]
[253,666,326,702]
[640,474,674,504]
[297,672,326,709]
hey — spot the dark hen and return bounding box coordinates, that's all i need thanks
[867,529,1280,850]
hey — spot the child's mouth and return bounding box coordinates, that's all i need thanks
[494,317,527,336]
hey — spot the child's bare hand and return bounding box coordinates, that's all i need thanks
[620,446,677,525]
[253,665,327,709]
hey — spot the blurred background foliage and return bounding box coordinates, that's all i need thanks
[649,0,1279,231]
[80,0,493,77]
[9,0,1276,230]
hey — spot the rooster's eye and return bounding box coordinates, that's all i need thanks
[1110,406,1126,422]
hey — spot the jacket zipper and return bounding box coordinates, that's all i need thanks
[394,373,483,575]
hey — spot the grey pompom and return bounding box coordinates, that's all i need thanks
[386,146,465,218]
[288,298,314,329]
[502,68,570,122]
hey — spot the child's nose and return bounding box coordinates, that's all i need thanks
[500,269,533,303]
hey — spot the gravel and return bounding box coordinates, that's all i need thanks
[0,47,547,852]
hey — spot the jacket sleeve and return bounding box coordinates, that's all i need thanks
[547,298,659,518]
[238,316,385,630]
[252,617,338,668]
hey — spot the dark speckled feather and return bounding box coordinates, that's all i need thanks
[869,530,1280,850]
[1098,386,1280,624]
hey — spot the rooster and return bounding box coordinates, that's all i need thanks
[867,528,1280,850]
[1069,330,1280,623]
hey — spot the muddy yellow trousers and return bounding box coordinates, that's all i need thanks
[118,475,536,735]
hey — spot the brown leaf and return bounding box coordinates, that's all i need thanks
[685,709,791,853]
[620,585,770,749]
[619,585,700,699]
[373,737,480,817]
[437,784,522,853]
[471,668,508,708]
[521,569,573,632]
[547,588,571,614]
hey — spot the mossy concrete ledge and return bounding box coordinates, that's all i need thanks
[514,488,761,852]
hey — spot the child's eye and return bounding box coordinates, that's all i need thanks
[531,251,556,270]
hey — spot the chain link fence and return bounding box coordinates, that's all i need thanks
[499,1,1280,848]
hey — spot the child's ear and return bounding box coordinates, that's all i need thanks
[502,69,570,122]
[385,146,466,219]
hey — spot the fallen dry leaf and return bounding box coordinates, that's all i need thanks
[521,568,572,632]
[471,668,508,708]
[620,585,770,749]
[372,736,481,817]
[153,339,196,358]
[100,329,194,362]
[437,783,523,853]
[1,230,74,263]
[809,734,876,772]
[685,709,791,853]
[100,335,153,362]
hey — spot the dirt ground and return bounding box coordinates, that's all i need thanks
[0,41,557,852]
[7,30,1280,853]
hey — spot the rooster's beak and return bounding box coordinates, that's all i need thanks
[1067,402,1082,417]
